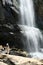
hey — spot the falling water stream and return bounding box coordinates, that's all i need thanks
[19,0,43,59]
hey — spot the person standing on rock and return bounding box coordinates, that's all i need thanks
[6,43,10,54]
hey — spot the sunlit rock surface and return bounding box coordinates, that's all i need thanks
[0,54,43,65]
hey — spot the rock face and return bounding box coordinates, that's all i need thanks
[0,0,19,24]
[34,0,43,30]
[0,1,5,21]
[0,24,24,49]
[0,0,24,49]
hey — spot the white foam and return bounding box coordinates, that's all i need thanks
[30,52,43,59]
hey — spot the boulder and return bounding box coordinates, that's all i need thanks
[0,54,43,65]
[2,54,43,65]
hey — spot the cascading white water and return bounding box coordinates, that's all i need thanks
[20,0,35,26]
[19,0,43,58]
[19,25,43,53]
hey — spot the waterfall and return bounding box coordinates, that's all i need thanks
[20,0,35,27]
[19,0,43,58]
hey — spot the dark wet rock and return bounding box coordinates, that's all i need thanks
[0,0,5,24]
[0,1,24,49]
[34,0,43,30]
[9,49,29,57]
[0,0,19,24]
[0,24,24,49]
